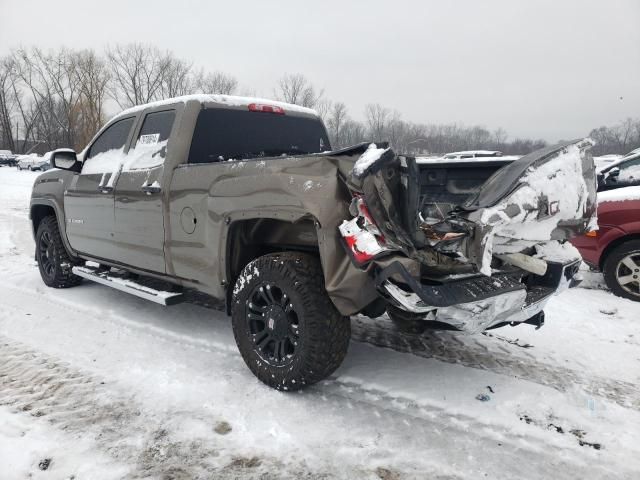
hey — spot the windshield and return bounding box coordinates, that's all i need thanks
[188,108,330,163]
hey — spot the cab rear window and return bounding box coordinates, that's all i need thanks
[188,108,330,163]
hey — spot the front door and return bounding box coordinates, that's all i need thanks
[64,117,136,260]
[112,109,176,274]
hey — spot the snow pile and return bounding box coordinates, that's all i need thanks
[598,185,640,204]
[352,143,390,177]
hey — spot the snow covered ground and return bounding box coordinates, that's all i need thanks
[0,167,639,479]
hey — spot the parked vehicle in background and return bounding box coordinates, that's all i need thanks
[17,152,51,171]
[598,150,640,191]
[443,150,504,159]
[0,150,18,167]
[29,94,596,391]
[571,186,640,302]
[594,154,623,170]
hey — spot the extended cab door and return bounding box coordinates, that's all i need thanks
[112,109,176,274]
[64,116,136,260]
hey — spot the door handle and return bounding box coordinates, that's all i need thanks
[141,184,161,194]
[98,185,113,193]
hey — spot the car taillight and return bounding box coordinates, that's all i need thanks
[248,103,285,115]
[585,230,598,237]
[338,196,392,265]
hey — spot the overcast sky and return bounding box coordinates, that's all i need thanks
[1,0,639,141]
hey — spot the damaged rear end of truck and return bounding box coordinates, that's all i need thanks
[339,139,597,333]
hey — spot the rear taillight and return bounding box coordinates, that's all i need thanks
[338,196,392,265]
[248,103,285,115]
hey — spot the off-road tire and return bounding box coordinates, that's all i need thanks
[603,240,640,302]
[231,252,351,391]
[36,215,82,288]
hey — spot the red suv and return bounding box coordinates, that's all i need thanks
[571,184,640,301]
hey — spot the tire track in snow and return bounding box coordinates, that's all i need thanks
[0,336,332,479]
[0,335,621,480]
[350,316,640,411]
[1,277,638,412]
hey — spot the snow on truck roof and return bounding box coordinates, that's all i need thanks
[115,94,319,119]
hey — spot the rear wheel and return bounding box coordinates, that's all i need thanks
[231,252,351,391]
[36,216,82,288]
[603,240,640,302]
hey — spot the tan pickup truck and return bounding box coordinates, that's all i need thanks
[30,94,597,390]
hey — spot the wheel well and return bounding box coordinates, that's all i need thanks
[600,233,640,269]
[31,204,56,234]
[225,217,320,311]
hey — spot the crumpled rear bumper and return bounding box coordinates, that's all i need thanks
[376,260,581,333]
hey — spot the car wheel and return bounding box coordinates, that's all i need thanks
[603,240,640,302]
[36,216,82,288]
[231,252,351,391]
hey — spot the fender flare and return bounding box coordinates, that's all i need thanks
[30,198,78,258]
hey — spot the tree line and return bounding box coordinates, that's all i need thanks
[0,44,637,157]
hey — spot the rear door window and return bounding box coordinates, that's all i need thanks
[127,110,176,170]
[188,108,330,163]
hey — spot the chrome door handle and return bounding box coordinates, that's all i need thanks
[141,184,161,194]
[98,185,113,193]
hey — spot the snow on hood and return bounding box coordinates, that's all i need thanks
[598,185,640,204]
[352,143,390,178]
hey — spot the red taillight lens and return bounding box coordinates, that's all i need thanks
[248,103,285,115]
[343,233,376,264]
[339,195,392,266]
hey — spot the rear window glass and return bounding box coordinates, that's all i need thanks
[137,110,176,145]
[188,108,331,163]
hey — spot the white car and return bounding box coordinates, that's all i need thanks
[16,152,52,171]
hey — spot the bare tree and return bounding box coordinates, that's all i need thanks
[365,103,390,142]
[192,70,238,95]
[73,50,110,149]
[0,57,17,151]
[276,73,323,108]
[326,102,348,148]
[105,44,172,108]
[15,47,84,149]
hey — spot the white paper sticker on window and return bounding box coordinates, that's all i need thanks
[139,133,160,145]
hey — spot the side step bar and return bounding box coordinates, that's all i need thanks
[72,266,184,306]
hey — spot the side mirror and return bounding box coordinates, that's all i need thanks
[51,149,81,173]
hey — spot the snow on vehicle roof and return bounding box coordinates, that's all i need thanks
[417,155,520,164]
[597,185,640,204]
[114,94,319,120]
[445,150,502,156]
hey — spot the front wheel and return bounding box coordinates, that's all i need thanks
[603,240,640,302]
[36,216,82,288]
[231,252,351,391]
